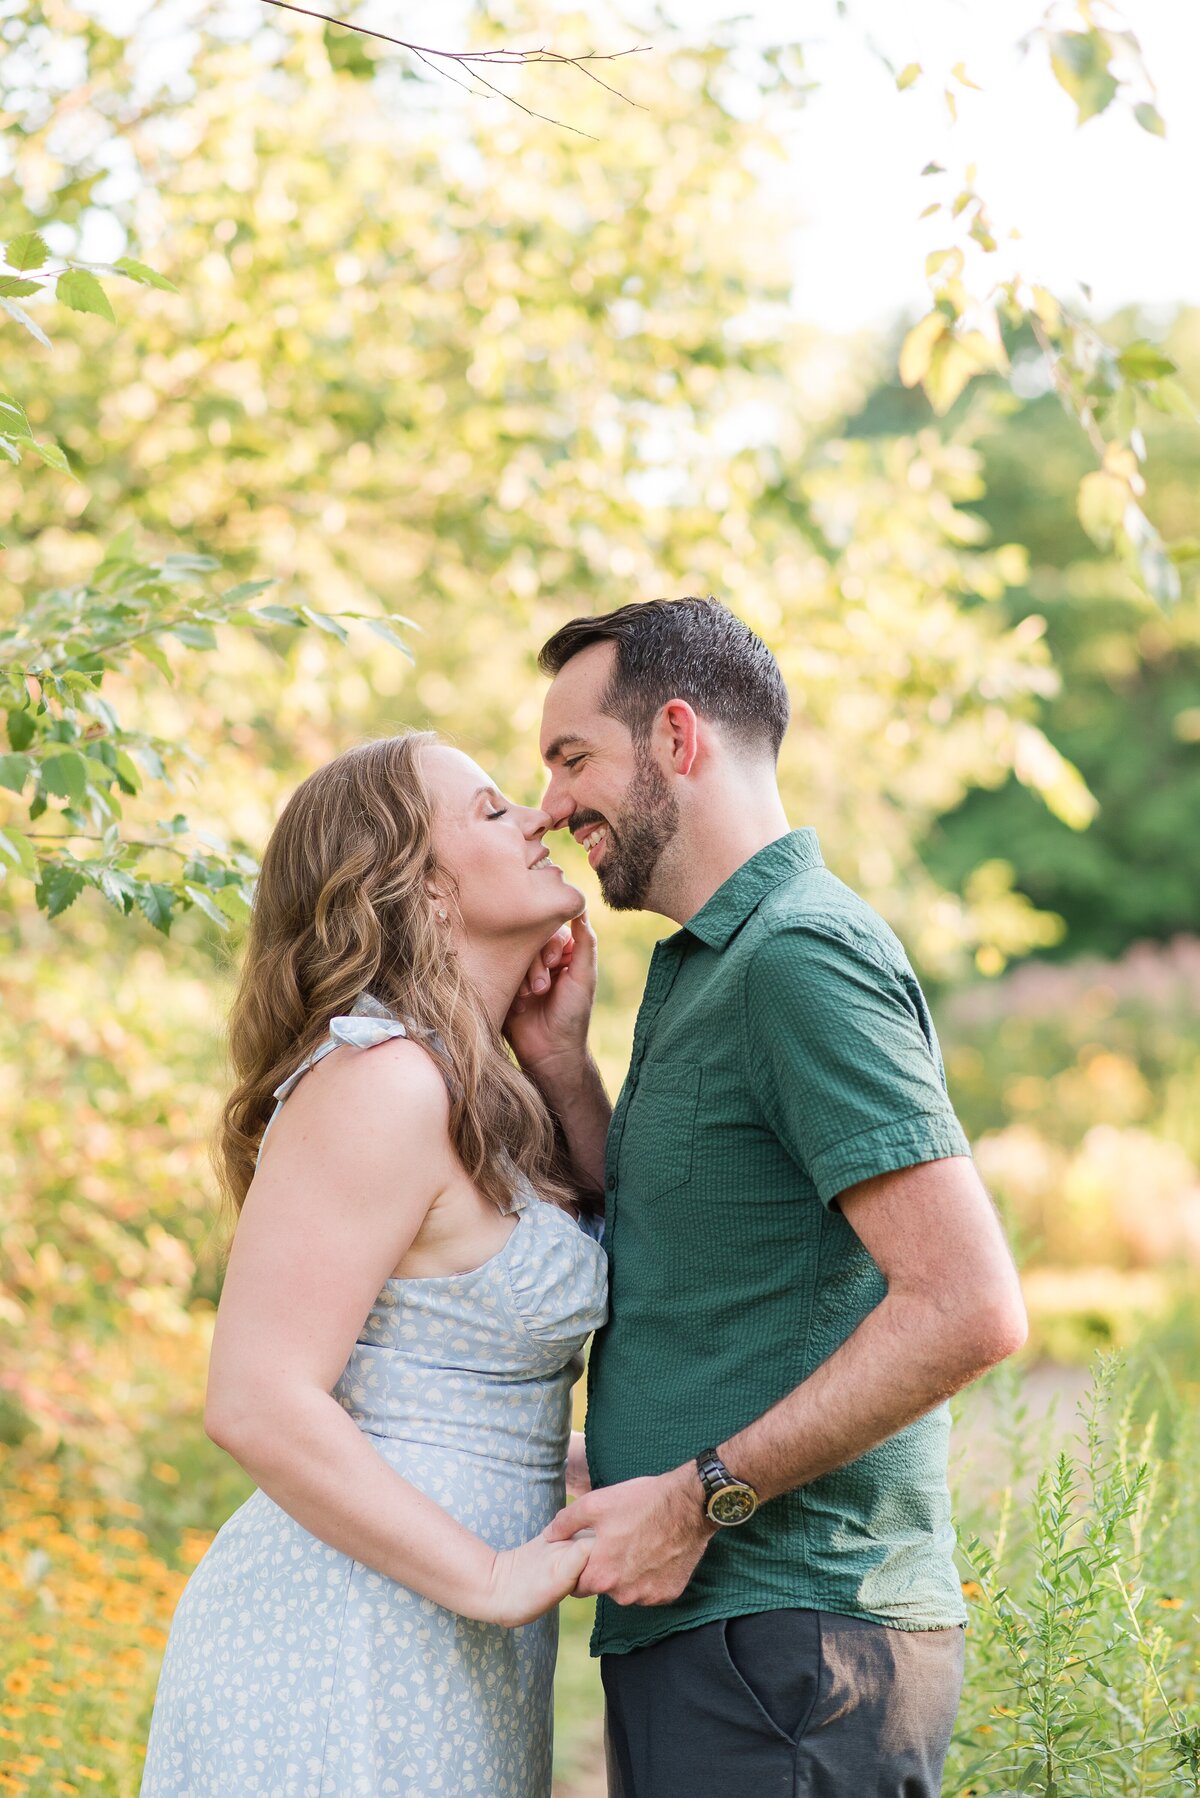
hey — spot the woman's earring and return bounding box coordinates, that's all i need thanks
[436,907,448,922]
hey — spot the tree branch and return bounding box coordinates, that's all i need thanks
[257,0,650,137]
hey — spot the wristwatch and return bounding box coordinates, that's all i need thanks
[695,1449,759,1526]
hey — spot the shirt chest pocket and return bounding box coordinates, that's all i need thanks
[617,1064,702,1204]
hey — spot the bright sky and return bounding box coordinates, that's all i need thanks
[759,0,1200,330]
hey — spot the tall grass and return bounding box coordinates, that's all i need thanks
[945,1348,1200,1796]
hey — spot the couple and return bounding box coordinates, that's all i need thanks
[140,597,1027,1798]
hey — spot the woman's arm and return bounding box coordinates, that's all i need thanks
[204,1036,589,1626]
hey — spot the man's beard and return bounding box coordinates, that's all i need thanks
[596,750,680,912]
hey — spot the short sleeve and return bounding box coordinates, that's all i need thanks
[743,923,970,1207]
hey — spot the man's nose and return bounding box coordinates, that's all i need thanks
[539,777,573,831]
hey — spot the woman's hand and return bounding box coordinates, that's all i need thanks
[478,1528,594,1627]
[566,1430,592,1499]
[505,911,598,1082]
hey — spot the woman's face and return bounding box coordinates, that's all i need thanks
[421,745,585,943]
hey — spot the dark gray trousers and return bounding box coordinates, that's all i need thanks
[601,1608,965,1798]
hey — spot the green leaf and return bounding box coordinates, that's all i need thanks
[56,268,116,322]
[0,752,32,792]
[113,749,143,795]
[38,865,86,918]
[0,394,32,438]
[896,62,921,91]
[898,311,948,388]
[184,882,231,929]
[1049,30,1118,125]
[299,605,349,641]
[0,296,52,347]
[161,551,221,576]
[0,277,40,298]
[135,882,176,933]
[40,750,90,805]
[213,882,254,921]
[254,604,307,627]
[1117,341,1176,382]
[30,438,72,474]
[5,231,49,272]
[221,579,275,605]
[365,616,416,658]
[0,826,36,874]
[112,256,178,293]
[171,621,218,650]
[98,868,137,914]
[1134,101,1165,137]
[6,708,35,751]
[136,638,174,680]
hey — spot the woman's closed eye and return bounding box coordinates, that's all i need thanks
[487,807,508,819]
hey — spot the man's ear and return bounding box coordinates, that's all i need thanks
[661,700,699,776]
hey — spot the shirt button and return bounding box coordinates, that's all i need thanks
[606,1174,616,1192]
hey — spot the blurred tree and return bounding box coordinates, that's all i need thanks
[2,0,1100,976]
[853,313,1200,957]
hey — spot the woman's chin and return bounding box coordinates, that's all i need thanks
[555,880,588,921]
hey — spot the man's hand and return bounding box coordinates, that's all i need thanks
[545,1464,717,1606]
[505,910,598,1082]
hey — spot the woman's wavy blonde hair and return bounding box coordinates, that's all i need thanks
[217,731,579,1230]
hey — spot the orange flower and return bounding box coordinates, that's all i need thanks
[3,1672,32,1698]
[75,1772,104,1784]
[960,1580,983,1600]
[1157,1596,1184,1609]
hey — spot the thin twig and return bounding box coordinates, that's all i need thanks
[257,0,650,136]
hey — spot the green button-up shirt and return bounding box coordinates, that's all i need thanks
[586,829,971,1657]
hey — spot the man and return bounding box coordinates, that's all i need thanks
[510,597,1027,1798]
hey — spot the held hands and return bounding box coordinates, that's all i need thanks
[543,1465,717,1608]
[479,1526,595,1628]
[505,910,598,1082]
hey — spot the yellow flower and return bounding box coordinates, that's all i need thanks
[960,1580,983,1600]
[52,1784,79,1796]
[1157,1596,1184,1609]
[3,1672,32,1698]
[37,1736,63,1749]
[150,1461,180,1484]
[75,1772,104,1784]
[27,1636,53,1652]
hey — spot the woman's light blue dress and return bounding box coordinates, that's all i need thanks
[140,996,608,1798]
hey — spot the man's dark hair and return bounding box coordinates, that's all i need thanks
[538,596,790,759]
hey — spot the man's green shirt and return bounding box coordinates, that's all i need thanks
[585,829,972,1657]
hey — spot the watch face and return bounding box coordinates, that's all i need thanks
[707,1484,757,1526]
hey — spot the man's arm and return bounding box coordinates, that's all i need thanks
[506,910,612,1194]
[546,1154,1026,1605]
[714,1154,1027,1501]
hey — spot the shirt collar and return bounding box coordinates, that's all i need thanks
[676,828,824,952]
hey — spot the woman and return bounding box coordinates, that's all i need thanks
[140,732,608,1798]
